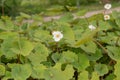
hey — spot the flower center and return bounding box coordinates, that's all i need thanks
[55,34,60,38]
[105,16,108,18]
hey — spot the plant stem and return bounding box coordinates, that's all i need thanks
[56,42,59,52]
[108,59,116,65]
[17,54,21,63]
[2,6,4,16]
[17,34,22,63]
[93,39,108,54]
[84,16,90,25]
[100,76,104,80]
[1,0,5,16]
[116,36,120,46]
[74,70,78,80]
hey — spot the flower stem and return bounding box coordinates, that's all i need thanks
[116,36,120,46]
[84,16,89,25]
[2,6,4,16]
[17,54,21,63]
[56,42,59,52]
[93,39,108,54]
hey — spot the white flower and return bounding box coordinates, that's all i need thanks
[104,4,112,10]
[88,25,96,30]
[104,15,110,20]
[52,31,63,42]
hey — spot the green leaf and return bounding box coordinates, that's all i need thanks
[0,49,3,57]
[44,63,74,80]
[78,71,88,80]
[91,72,99,80]
[65,6,77,11]
[58,13,74,22]
[114,61,120,80]
[1,71,12,80]
[46,5,64,12]
[107,46,120,61]
[0,20,4,30]
[28,43,49,66]
[32,14,43,21]
[62,64,74,80]
[105,73,115,80]
[76,9,87,16]
[1,37,17,58]
[80,41,97,53]
[59,51,78,64]
[115,19,120,27]
[75,29,98,46]
[20,12,31,19]
[59,23,75,44]
[73,18,88,29]
[12,38,34,56]
[112,11,120,19]
[94,64,108,76]
[31,64,47,79]
[0,32,18,40]
[87,49,102,61]
[0,65,5,76]
[112,11,120,27]
[11,64,32,80]
[74,53,90,72]
[1,38,34,58]
[0,16,14,31]
[99,32,117,45]
[88,14,103,21]
[99,20,112,30]
[52,53,61,63]
[74,29,84,40]
[33,30,52,42]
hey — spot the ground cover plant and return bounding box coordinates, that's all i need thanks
[0,0,120,16]
[0,3,120,80]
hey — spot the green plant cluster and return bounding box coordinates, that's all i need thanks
[0,10,120,80]
[1,0,119,16]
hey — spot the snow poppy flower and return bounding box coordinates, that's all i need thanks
[104,15,110,20]
[52,31,63,42]
[88,25,96,30]
[104,4,112,10]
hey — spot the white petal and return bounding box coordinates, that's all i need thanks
[52,31,62,36]
[59,33,63,39]
[104,15,110,20]
[52,31,59,35]
[52,31,63,42]
[104,4,112,9]
[53,37,61,42]
[88,25,96,30]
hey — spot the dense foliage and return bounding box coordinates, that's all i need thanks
[0,0,119,16]
[0,2,120,79]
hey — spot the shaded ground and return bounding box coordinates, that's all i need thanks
[43,7,120,22]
